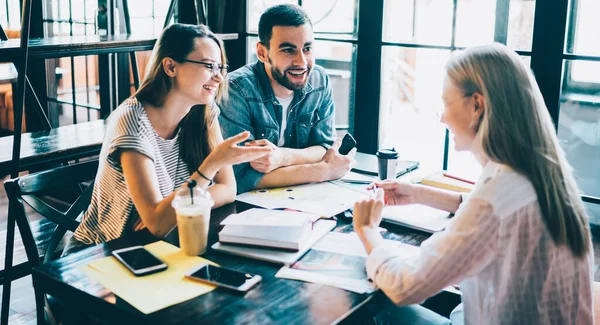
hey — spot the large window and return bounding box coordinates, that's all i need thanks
[0,0,21,30]
[558,0,600,221]
[41,0,169,127]
[246,0,358,134]
[380,0,536,179]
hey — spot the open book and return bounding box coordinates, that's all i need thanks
[218,208,319,251]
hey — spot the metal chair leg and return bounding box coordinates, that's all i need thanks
[1,207,16,324]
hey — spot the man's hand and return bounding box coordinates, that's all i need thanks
[320,139,356,181]
[246,139,288,173]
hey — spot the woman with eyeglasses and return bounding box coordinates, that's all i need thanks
[355,43,593,324]
[64,24,272,253]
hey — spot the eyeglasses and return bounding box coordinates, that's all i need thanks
[182,59,229,77]
[436,94,471,119]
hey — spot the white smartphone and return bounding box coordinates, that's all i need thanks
[112,246,168,276]
[185,263,262,292]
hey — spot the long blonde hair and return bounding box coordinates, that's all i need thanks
[446,43,590,257]
[134,23,228,173]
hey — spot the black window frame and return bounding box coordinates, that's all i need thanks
[562,0,600,98]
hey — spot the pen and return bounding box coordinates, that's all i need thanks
[443,173,475,185]
[371,185,378,197]
[341,179,372,185]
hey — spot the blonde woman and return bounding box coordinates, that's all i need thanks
[355,43,593,324]
[65,24,272,254]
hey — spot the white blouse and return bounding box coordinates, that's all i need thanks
[366,161,594,325]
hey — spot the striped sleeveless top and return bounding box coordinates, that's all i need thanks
[74,97,218,244]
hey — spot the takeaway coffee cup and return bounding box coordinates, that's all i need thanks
[172,184,214,256]
[376,148,399,180]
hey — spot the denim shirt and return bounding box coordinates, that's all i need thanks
[219,61,336,193]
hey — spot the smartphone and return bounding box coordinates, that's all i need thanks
[338,133,357,155]
[185,263,262,292]
[112,246,168,276]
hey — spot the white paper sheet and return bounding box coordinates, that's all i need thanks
[236,182,369,217]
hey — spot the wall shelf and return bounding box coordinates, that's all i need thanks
[0,32,238,61]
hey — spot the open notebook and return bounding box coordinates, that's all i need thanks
[382,204,453,233]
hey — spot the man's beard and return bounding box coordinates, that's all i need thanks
[269,58,311,91]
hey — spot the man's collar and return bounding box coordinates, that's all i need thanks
[251,60,314,103]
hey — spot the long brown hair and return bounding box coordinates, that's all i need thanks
[446,43,590,257]
[134,23,228,173]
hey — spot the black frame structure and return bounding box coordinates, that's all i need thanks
[0,1,213,323]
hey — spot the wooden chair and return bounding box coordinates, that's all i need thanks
[3,160,98,324]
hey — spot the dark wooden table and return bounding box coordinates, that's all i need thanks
[31,201,437,325]
[0,119,106,177]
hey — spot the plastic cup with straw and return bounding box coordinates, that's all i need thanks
[172,178,214,255]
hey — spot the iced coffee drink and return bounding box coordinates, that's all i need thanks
[172,185,214,256]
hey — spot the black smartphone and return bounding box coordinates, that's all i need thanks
[112,246,168,276]
[185,263,262,292]
[338,133,357,155]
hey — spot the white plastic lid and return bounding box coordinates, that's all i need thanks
[172,186,214,209]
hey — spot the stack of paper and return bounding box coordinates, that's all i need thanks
[218,208,318,251]
[213,219,337,265]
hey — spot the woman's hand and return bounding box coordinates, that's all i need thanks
[353,194,385,232]
[206,131,273,171]
[367,180,420,206]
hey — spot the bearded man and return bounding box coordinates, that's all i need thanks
[219,4,355,194]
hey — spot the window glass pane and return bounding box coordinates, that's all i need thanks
[446,138,482,182]
[68,1,86,21]
[383,0,535,50]
[246,36,355,131]
[557,60,600,220]
[455,0,535,50]
[54,0,71,21]
[247,0,296,33]
[521,55,531,68]
[506,0,535,51]
[316,41,354,130]
[129,0,154,17]
[455,0,496,48]
[570,60,600,84]
[383,0,453,46]
[379,46,450,172]
[131,17,161,34]
[566,0,600,55]
[0,0,21,29]
[302,0,357,37]
[50,22,74,36]
[154,0,173,19]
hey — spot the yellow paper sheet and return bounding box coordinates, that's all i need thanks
[80,241,216,314]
